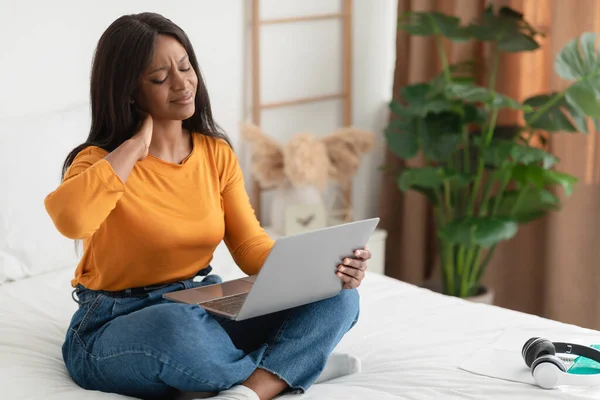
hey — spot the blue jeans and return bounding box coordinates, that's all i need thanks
[63,268,360,399]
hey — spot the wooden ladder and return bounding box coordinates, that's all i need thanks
[249,0,354,224]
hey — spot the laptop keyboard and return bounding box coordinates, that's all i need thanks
[201,293,248,315]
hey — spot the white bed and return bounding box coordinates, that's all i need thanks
[2,242,600,400]
[3,105,600,399]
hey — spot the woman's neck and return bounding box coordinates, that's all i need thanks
[148,119,192,163]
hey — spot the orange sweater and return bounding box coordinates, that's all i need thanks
[44,134,274,291]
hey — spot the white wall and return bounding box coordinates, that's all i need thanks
[0,0,245,143]
[0,0,397,222]
[350,0,397,220]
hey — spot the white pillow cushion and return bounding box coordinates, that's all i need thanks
[0,104,90,283]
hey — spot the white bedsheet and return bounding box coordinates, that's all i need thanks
[2,266,600,399]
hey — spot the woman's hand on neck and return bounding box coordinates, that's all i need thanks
[147,118,193,164]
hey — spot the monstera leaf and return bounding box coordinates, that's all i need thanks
[399,11,470,41]
[555,33,600,118]
[468,6,542,52]
[524,94,589,133]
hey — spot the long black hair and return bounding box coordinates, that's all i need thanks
[62,12,230,179]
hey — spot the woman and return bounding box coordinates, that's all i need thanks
[45,12,370,400]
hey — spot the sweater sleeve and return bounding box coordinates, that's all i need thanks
[44,147,126,239]
[217,140,274,276]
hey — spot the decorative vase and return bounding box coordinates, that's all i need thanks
[270,182,325,235]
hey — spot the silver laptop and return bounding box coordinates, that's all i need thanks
[163,218,380,321]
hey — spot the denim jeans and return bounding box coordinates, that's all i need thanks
[63,268,360,399]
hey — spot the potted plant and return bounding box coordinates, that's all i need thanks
[384,6,600,301]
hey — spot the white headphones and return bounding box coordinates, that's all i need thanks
[522,337,600,389]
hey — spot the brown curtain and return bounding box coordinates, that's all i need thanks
[380,0,600,329]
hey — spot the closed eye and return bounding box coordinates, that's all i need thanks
[151,67,191,85]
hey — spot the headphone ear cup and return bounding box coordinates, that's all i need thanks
[522,337,539,360]
[531,354,567,373]
[531,355,567,390]
[525,338,556,368]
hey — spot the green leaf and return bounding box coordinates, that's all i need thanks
[496,35,540,52]
[429,62,476,94]
[471,125,523,141]
[555,32,600,81]
[511,164,578,195]
[394,83,460,117]
[444,83,528,110]
[524,93,588,133]
[398,167,471,192]
[566,77,600,117]
[510,145,558,169]
[554,33,600,117]
[420,112,463,162]
[543,170,579,196]
[403,79,488,123]
[424,100,464,115]
[399,11,471,41]
[422,132,463,162]
[438,216,518,248]
[494,189,560,223]
[386,97,468,163]
[482,139,558,169]
[389,99,413,118]
[467,6,541,52]
[463,104,487,125]
[400,83,431,103]
[384,121,418,159]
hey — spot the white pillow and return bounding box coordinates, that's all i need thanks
[0,104,90,283]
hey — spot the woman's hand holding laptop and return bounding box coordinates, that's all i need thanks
[337,247,371,289]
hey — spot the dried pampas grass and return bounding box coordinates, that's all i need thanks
[283,132,329,191]
[240,122,285,189]
[321,127,375,184]
[240,122,374,191]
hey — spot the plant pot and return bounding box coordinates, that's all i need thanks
[421,280,495,305]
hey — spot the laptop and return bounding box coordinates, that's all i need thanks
[163,217,380,321]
